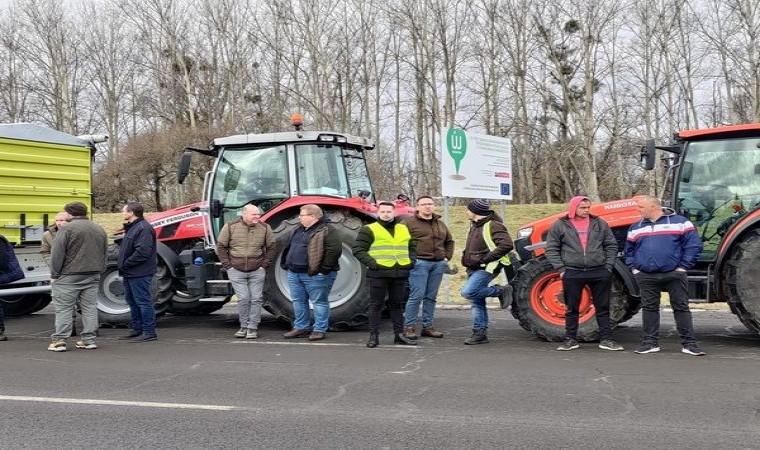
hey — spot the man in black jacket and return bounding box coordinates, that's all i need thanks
[118,202,158,342]
[545,196,624,352]
[280,204,341,341]
[353,202,417,348]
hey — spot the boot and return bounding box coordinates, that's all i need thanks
[366,333,379,348]
[394,333,418,346]
[464,329,489,345]
[404,326,418,340]
[421,326,444,338]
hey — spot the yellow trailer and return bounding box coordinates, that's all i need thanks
[0,123,105,315]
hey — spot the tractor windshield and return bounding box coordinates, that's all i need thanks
[211,144,289,226]
[295,144,372,199]
[677,137,760,260]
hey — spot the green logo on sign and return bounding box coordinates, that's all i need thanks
[446,128,467,175]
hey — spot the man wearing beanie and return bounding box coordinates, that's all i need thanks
[48,201,108,352]
[460,199,514,345]
[545,196,623,351]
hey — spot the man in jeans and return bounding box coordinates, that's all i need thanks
[403,196,454,339]
[280,204,342,341]
[216,204,276,339]
[118,202,158,342]
[460,199,513,345]
[625,195,705,356]
[545,196,624,352]
[48,202,108,351]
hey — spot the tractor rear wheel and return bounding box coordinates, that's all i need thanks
[512,257,637,342]
[725,230,760,332]
[264,210,369,329]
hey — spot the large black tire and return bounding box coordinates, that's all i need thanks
[724,230,760,332]
[512,257,638,342]
[264,210,369,330]
[97,248,175,326]
[0,292,52,316]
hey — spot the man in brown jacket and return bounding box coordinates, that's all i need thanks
[403,196,454,339]
[216,204,276,339]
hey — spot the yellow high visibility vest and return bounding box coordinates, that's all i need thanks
[367,222,412,267]
[483,220,511,274]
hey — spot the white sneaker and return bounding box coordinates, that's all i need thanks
[245,329,258,339]
[234,328,247,338]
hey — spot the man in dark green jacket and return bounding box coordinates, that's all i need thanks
[353,202,417,348]
[545,196,623,352]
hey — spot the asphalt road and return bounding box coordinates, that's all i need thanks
[2,305,760,449]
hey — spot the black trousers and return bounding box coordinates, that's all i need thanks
[368,277,408,335]
[562,267,612,340]
[635,271,696,345]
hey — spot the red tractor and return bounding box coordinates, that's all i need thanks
[509,123,760,341]
[96,118,413,327]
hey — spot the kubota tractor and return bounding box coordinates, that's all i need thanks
[97,116,412,327]
[509,123,760,341]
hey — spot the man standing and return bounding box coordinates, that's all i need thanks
[1,233,26,341]
[48,202,108,351]
[403,196,454,340]
[353,202,417,348]
[460,199,513,345]
[216,204,276,339]
[280,204,341,341]
[545,196,624,352]
[625,195,705,356]
[118,202,158,342]
[41,211,71,268]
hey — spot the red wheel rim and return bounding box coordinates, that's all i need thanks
[529,273,596,326]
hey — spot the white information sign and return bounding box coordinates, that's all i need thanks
[440,128,513,200]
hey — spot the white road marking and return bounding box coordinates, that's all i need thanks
[0,395,238,411]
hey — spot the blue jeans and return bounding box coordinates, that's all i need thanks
[404,259,446,328]
[124,275,157,336]
[460,270,500,330]
[287,271,337,333]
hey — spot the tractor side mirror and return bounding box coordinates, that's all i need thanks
[641,139,656,170]
[223,168,241,192]
[178,151,192,184]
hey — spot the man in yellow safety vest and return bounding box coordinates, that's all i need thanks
[352,202,417,348]
[460,199,514,345]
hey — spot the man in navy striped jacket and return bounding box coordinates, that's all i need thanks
[624,195,705,356]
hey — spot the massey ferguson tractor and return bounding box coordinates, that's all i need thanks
[97,116,412,327]
[509,123,760,341]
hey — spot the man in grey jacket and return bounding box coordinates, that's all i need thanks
[48,202,108,352]
[545,196,624,352]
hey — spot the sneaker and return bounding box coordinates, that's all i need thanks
[118,331,143,340]
[245,329,258,339]
[75,341,98,350]
[599,339,624,351]
[0,330,7,342]
[129,334,158,342]
[234,328,247,338]
[498,284,513,309]
[48,341,67,352]
[682,343,706,356]
[556,338,580,351]
[634,342,661,354]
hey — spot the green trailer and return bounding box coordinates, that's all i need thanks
[0,123,105,316]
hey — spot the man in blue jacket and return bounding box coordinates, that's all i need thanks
[118,202,158,342]
[625,195,704,356]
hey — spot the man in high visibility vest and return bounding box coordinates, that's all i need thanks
[352,202,417,348]
[460,199,513,345]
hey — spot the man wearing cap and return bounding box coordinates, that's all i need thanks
[460,199,513,345]
[48,202,108,352]
[545,196,624,351]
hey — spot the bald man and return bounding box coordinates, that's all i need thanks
[216,204,276,339]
